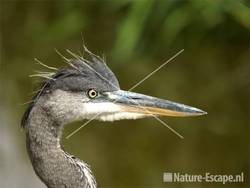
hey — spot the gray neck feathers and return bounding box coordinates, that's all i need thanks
[25,101,95,188]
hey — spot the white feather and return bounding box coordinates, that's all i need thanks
[98,112,148,121]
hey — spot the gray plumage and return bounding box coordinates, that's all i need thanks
[22,51,117,188]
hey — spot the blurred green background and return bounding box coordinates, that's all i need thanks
[0,0,249,188]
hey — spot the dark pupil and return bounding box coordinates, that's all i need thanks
[90,91,96,97]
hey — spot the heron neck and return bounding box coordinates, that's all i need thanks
[26,105,63,150]
[25,103,95,188]
[25,104,66,187]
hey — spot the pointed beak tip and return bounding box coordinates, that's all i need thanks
[195,109,207,116]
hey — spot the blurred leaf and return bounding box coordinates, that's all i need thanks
[113,0,154,61]
[162,5,190,46]
[223,0,250,29]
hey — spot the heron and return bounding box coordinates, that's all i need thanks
[21,47,206,188]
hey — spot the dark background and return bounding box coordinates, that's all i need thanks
[0,0,249,188]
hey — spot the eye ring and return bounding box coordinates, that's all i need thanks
[87,89,98,99]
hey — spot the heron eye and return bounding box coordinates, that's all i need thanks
[87,89,98,99]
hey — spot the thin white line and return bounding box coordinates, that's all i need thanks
[34,58,58,71]
[151,115,184,139]
[129,49,184,91]
[66,113,101,139]
[65,49,185,139]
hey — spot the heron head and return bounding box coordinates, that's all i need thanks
[22,51,206,127]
